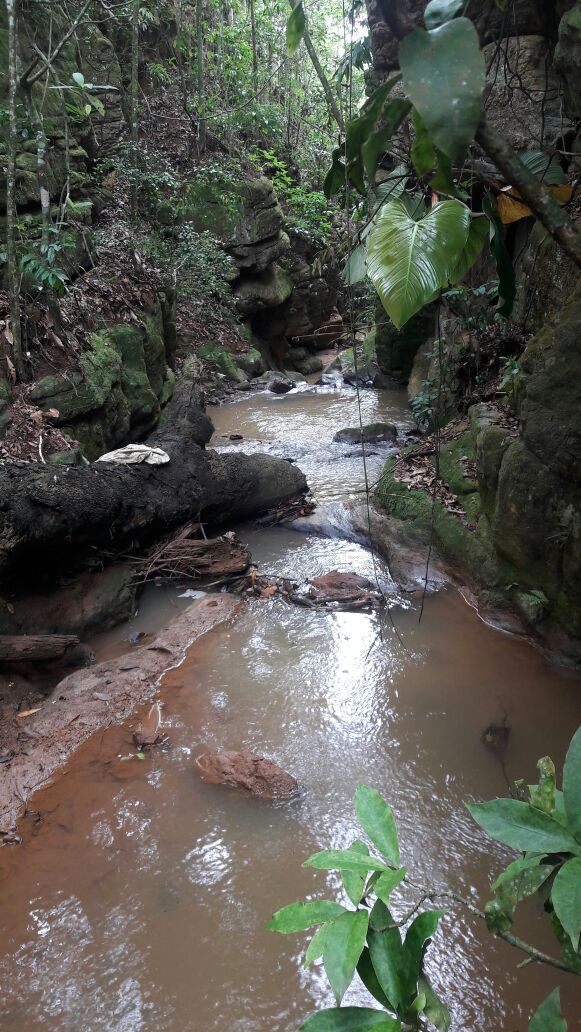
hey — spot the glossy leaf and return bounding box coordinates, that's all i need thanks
[563,726,581,840]
[300,1008,400,1031]
[323,910,369,1005]
[483,194,516,317]
[303,849,390,874]
[528,988,567,1032]
[399,19,485,163]
[374,868,407,905]
[467,799,581,855]
[367,198,470,328]
[448,215,488,283]
[552,858,581,951]
[355,784,400,865]
[424,0,466,29]
[287,2,306,56]
[268,900,347,933]
[342,840,371,906]
[373,165,408,206]
[418,973,451,1032]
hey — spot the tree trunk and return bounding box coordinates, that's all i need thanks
[196,0,206,153]
[286,0,344,133]
[249,0,258,99]
[4,0,25,381]
[129,0,139,221]
[0,387,307,585]
[0,635,80,662]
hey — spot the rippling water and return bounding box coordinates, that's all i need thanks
[0,384,579,1030]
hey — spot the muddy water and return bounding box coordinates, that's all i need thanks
[0,383,580,1031]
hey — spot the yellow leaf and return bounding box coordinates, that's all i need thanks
[497,184,573,225]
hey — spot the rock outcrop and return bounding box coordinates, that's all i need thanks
[195,749,298,799]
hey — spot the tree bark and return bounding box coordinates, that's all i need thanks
[196,0,207,153]
[129,0,139,221]
[4,0,25,381]
[0,635,80,662]
[0,388,307,585]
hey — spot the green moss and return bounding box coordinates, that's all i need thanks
[198,342,238,380]
[437,429,478,497]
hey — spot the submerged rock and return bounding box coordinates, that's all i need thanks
[267,377,295,394]
[195,749,298,799]
[333,422,397,445]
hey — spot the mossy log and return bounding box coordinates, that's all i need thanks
[0,381,307,586]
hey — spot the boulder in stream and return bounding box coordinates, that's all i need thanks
[195,749,298,799]
[333,422,397,445]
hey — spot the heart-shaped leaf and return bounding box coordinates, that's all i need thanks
[399,19,485,163]
[367,198,470,328]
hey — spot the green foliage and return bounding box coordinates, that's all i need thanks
[367,198,471,328]
[287,2,306,57]
[424,0,466,29]
[272,731,581,1030]
[399,18,485,164]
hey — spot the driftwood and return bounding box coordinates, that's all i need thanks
[233,569,383,611]
[133,525,251,582]
[0,380,307,586]
[0,634,80,662]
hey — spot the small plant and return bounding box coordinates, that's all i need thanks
[19,228,75,293]
[270,729,581,1030]
[499,357,520,400]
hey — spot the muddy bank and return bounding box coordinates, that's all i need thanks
[0,594,239,840]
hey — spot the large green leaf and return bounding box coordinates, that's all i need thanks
[304,849,389,874]
[467,799,581,855]
[418,974,451,1032]
[287,2,306,56]
[367,198,470,328]
[300,1008,401,1031]
[563,727,581,840]
[342,840,371,906]
[528,988,567,1032]
[424,0,466,29]
[268,900,347,933]
[494,864,554,919]
[399,19,485,163]
[552,858,581,951]
[448,215,488,283]
[355,784,400,866]
[323,910,369,1005]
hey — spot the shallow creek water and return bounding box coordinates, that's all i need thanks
[0,383,580,1030]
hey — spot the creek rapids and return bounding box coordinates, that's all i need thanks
[0,380,580,1030]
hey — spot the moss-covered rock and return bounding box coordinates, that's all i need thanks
[375,303,436,383]
[198,342,239,380]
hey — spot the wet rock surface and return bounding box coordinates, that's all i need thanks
[195,748,298,799]
[333,422,397,445]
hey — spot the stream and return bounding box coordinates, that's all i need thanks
[0,381,580,1030]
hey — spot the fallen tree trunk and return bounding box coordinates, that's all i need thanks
[0,381,307,585]
[0,634,80,662]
